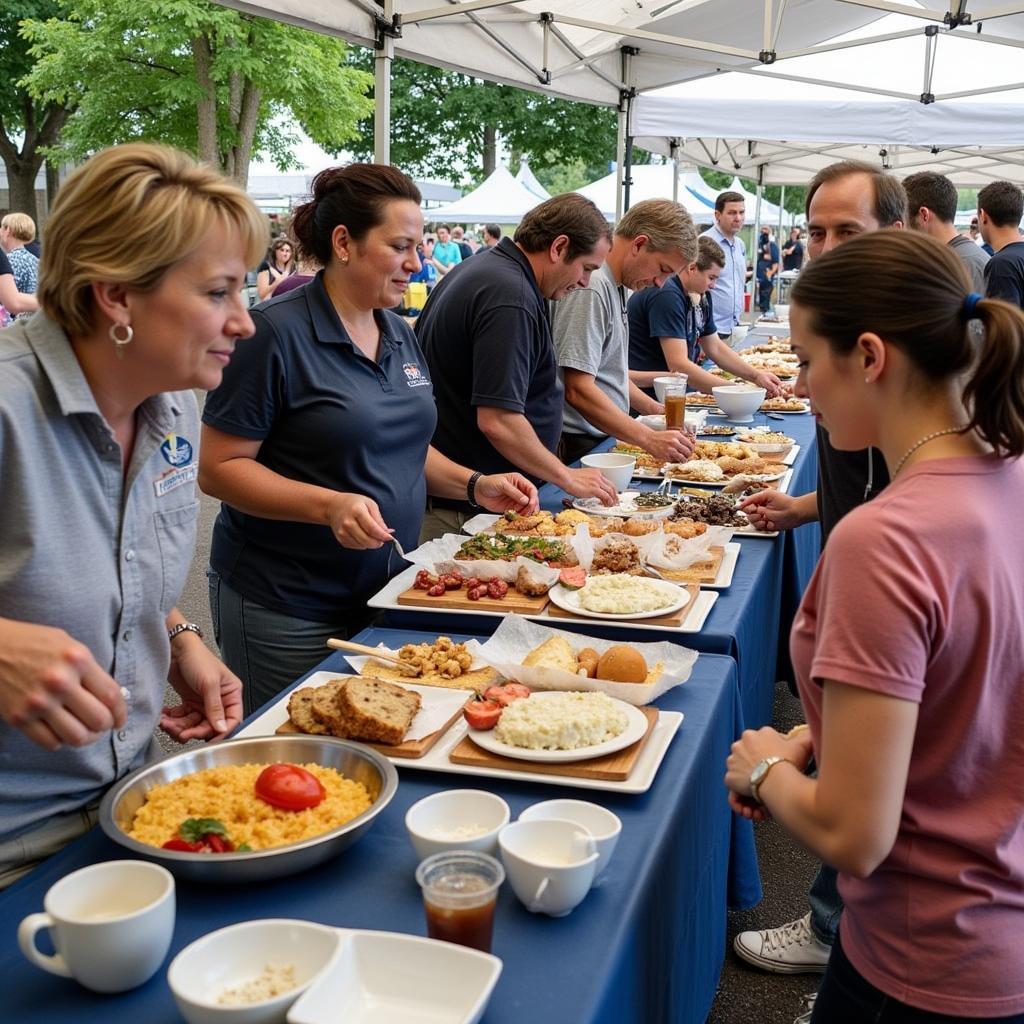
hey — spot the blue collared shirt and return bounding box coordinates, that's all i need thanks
[701,225,746,331]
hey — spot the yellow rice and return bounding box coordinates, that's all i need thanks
[127,762,372,851]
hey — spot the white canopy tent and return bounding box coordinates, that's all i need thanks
[515,159,550,201]
[426,164,543,222]
[575,164,718,221]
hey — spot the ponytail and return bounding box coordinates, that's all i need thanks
[965,297,1024,458]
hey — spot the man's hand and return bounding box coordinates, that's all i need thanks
[326,492,394,549]
[751,371,784,398]
[641,427,695,465]
[475,473,539,515]
[738,489,806,532]
[562,468,618,505]
[0,619,125,751]
[162,633,243,742]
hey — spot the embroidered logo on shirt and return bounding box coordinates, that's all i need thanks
[160,433,194,467]
[402,362,432,388]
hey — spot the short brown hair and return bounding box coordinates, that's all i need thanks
[2,212,35,243]
[977,181,1024,229]
[514,193,611,261]
[806,160,907,227]
[696,235,726,270]
[38,143,267,337]
[291,164,422,265]
[792,230,1024,458]
[903,171,958,224]
[715,191,744,214]
[616,199,697,262]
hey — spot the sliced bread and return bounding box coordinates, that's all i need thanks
[310,678,351,728]
[330,677,421,746]
[287,686,331,735]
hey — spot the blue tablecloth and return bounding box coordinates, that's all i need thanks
[0,628,760,1024]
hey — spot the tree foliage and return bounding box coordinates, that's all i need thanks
[0,0,70,221]
[20,0,373,186]
[345,49,637,189]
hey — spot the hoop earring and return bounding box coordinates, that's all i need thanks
[109,323,133,359]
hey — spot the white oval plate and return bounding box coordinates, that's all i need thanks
[572,493,675,518]
[547,576,691,621]
[468,692,649,763]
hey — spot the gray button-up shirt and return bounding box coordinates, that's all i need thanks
[0,313,199,842]
[701,225,747,331]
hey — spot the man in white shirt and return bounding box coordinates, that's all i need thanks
[700,191,747,340]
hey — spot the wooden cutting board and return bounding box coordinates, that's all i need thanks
[546,583,699,627]
[652,546,724,585]
[397,584,549,614]
[276,703,466,760]
[448,707,659,781]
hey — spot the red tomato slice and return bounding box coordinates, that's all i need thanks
[483,685,518,707]
[501,683,531,700]
[254,763,326,811]
[463,699,503,730]
[162,838,205,853]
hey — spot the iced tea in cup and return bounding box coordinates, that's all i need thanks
[664,380,688,431]
[416,850,504,953]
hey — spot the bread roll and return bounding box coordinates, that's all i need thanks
[576,647,599,678]
[595,645,648,684]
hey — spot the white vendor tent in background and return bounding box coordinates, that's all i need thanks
[426,164,542,223]
[515,159,550,201]
[575,164,714,221]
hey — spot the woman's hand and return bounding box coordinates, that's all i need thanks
[751,370,785,398]
[326,492,395,549]
[474,473,539,515]
[0,619,125,750]
[738,489,804,532]
[162,633,243,742]
[725,725,814,816]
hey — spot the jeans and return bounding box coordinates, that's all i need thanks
[757,278,774,312]
[809,861,843,945]
[813,933,1024,1023]
[208,569,377,716]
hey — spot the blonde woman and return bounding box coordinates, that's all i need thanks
[0,143,266,887]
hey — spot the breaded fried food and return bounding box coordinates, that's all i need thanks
[620,518,661,537]
[554,509,591,526]
[665,518,708,539]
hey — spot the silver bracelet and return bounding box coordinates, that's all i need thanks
[167,622,203,643]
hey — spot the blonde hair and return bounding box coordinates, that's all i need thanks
[2,212,35,243]
[38,143,267,336]
[615,199,697,262]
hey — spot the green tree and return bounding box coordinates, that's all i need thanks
[345,50,637,189]
[0,1,70,222]
[21,0,373,188]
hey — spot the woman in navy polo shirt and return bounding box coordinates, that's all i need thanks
[201,164,538,712]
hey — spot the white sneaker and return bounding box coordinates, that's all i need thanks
[733,913,831,974]
[793,992,817,1024]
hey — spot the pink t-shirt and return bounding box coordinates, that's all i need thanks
[791,454,1024,1016]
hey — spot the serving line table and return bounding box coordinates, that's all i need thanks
[0,628,761,1024]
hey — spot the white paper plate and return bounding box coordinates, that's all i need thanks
[547,578,690,621]
[466,692,649,763]
[572,493,675,518]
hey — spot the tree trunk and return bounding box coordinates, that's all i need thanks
[483,125,497,178]
[228,79,261,190]
[192,34,218,168]
[5,158,40,222]
[45,160,61,220]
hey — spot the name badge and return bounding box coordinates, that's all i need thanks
[154,463,197,498]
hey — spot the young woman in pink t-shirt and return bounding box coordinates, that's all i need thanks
[725,230,1024,1022]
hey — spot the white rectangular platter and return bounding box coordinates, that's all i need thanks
[236,674,684,795]
[368,565,719,634]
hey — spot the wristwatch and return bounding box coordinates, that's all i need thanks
[167,622,203,643]
[466,471,483,509]
[749,755,790,804]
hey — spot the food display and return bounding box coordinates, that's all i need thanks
[462,681,531,730]
[288,676,422,744]
[126,762,372,852]
[761,396,810,412]
[591,536,644,575]
[612,442,661,473]
[577,574,679,614]
[736,430,795,445]
[633,491,674,509]
[492,691,629,751]
[519,635,663,684]
[696,424,736,437]
[671,494,750,528]
[663,459,725,482]
[678,392,719,407]
[455,533,577,566]
[664,447,786,483]
[488,508,603,537]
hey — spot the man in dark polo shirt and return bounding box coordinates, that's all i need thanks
[978,180,1024,308]
[417,192,617,538]
[734,159,907,983]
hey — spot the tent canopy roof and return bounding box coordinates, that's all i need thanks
[426,164,542,222]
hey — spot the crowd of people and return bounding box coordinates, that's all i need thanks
[1,142,1023,1024]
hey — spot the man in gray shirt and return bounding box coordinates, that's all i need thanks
[904,171,989,292]
[552,199,698,465]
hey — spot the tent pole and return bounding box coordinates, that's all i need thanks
[374,0,395,164]
[778,183,785,237]
[615,107,626,221]
[671,140,679,202]
[752,167,764,318]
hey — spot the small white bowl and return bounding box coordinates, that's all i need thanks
[167,919,342,1024]
[712,385,767,423]
[652,375,684,403]
[288,930,502,1024]
[518,800,621,881]
[581,452,635,491]
[638,412,706,433]
[406,790,511,860]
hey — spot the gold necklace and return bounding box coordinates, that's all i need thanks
[892,426,967,477]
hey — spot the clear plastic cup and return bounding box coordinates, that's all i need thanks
[664,380,688,431]
[415,850,505,953]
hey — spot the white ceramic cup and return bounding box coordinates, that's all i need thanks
[517,801,621,883]
[498,819,598,917]
[580,452,635,492]
[18,860,175,993]
[405,789,511,859]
